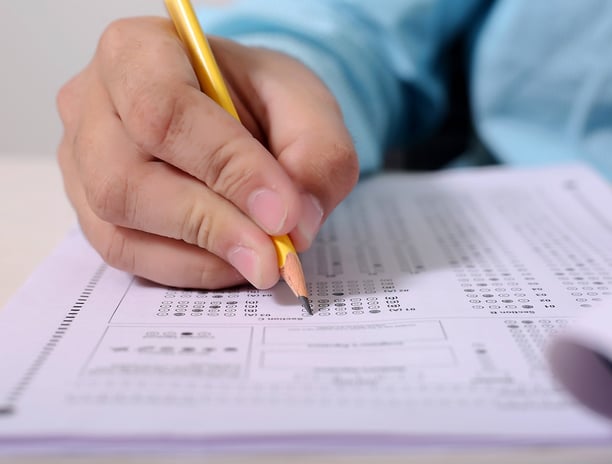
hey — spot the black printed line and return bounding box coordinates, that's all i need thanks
[0,265,106,413]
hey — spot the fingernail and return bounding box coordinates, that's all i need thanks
[248,188,287,234]
[297,193,323,245]
[227,246,261,287]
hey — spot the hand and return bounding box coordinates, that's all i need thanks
[57,17,358,290]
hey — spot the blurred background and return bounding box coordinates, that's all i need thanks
[0,0,226,156]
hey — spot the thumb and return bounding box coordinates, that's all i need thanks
[212,39,359,249]
[252,54,359,250]
[277,127,359,251]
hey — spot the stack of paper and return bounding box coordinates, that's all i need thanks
[1,164,611,454]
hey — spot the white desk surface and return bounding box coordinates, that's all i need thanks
[1,153,612,464]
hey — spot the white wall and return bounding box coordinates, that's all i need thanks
[0,0,222,156]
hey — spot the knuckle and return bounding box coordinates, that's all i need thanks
[199,259,245,290]
[98,18,136,64]
[199,267,222,290]
[181,201,215,251]
[202,137,256,198]
[127,85,188,155]
[72,130,95,171]
[56,75,81,126]
[100,227,136,273]
[87,172,133,225]
[56,83,72,124]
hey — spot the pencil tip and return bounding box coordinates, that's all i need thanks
[299,296,313,315]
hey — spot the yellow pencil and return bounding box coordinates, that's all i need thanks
[164,0,312,315]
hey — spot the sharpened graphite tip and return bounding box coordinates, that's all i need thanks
[299,296,313,315]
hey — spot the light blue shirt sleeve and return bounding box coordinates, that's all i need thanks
[470,0,612,179]
[198,0,612,180]
[198,0,483,173]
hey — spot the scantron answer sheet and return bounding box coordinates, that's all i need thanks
[1,164,611,452]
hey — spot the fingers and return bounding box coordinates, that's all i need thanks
[95,18,302,237]
[66,86,279,288]
[59,124,260,290]
[71,181,248,290]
